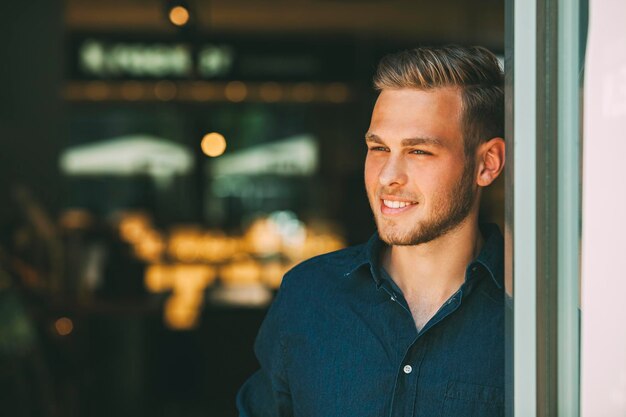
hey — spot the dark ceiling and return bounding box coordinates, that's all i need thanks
[65,0,504,47]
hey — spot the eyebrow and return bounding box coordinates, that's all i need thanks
[364,133,444,147]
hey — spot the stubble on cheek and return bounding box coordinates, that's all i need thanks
[369,160,477,246]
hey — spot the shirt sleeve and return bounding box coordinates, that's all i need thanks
[236,276,293,417]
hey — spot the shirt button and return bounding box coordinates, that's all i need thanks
[403,365,413,374]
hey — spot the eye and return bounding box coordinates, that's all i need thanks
[409,149,431,155]
[368,146,389,152]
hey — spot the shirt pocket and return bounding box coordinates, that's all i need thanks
[440,380,504,417]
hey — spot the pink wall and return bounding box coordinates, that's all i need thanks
[581,0,626,415]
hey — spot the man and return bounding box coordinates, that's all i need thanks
[237,45,506,417]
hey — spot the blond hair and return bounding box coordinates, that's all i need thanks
[374,45,504,155]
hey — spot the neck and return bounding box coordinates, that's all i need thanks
[382,214,484,300]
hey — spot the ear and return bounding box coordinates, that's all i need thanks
[475,137,505,187]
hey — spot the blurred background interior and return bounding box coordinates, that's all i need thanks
[0,0,503,416]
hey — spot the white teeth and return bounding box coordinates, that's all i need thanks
[383,200,415,209]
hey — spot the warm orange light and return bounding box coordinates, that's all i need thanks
[195,234,238,262]
[168,229,204,261]
[154,80,177,101]
[173,264,216,292]
[169,6,190,27]
[59,209,93,230]
[165,295,199,329]
[245,218,282,255]
[300,232,345,260]
[145,264,173,292]
[55,317,74,336]
[225,81,248,102]
[119,214,151,243]
[325,83,349,103]
[292,83,315,102]
[220,257,262,286]
[121,81,145,101]
[261,261,288,289]
[85,82,110,101]
[259,82,283,102]
[134,231,165,262]
[201,132,227,157]
[191,82,216,101]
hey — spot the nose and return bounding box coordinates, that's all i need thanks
[378,155,408,187]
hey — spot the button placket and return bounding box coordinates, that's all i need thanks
[389,340,426,417]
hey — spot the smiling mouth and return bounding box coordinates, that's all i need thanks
[382,199,417,209]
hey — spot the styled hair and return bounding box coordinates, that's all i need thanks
[373,45,504,156]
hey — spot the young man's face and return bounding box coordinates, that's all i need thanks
[364,87,478,246]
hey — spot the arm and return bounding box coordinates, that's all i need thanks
[236,277,293,417]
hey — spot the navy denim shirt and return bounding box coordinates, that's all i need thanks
[237,224,504,417]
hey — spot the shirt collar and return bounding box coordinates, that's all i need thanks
[344,232,382,284]
[345,223,504,289]
[472,223,504,289]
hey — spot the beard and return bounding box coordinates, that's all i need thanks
[369,159,477,246]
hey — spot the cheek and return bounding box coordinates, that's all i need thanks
[364,156,379,190]
[425,166,465,195]
[411,160,463,196]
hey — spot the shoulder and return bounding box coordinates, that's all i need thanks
[266,244,369,335]
[277,243,368,295]
[285,243,367,281]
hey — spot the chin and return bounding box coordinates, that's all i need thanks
[378,226,420,246]
[376,218,448,246]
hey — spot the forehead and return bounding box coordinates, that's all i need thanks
[368,87,463,146]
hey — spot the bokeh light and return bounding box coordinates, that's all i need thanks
[292,82,315,102]
[121,81,145,101]
[201,132,227,157]
[154,80,177,101]
[324,82,349,103]
[259,82,283,102]
[224,81,248,102]
[84,81,110,101]
[55,317,74,336]
[169,6,190,27]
